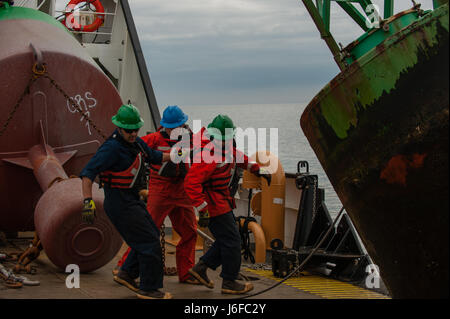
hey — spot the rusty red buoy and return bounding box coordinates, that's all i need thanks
[0,6,124,272]
[34,178,122,273]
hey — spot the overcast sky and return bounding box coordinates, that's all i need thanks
[55,0,434,107]
[126,0,434,107]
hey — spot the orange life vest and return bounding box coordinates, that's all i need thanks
[199,142,238,211]
[149,128,191,180]
[184,127,260,217]
[99,152,144,189]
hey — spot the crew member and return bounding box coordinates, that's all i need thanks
[116,105,199,285]
[80,104,172,299]
[184,114,271,294]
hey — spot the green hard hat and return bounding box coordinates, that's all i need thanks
[207,114,236,141]
[111,104,144,129]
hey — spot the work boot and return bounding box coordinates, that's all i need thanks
[221,279,254,295]
[113,269,139,292]
[112,266,119,276]
[136,289,173,299]
[181,274,202,285]
[188,260,214,289]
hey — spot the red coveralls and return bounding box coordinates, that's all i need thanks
[184,127,260,218]
[184,127,260,280]
[117,128,197,282]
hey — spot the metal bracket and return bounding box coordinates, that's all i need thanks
[297,160,310,174]
[29,43,44,72]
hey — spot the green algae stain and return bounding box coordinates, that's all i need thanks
[318,5,448,140]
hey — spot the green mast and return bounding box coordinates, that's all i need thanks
[302,0,345,70]
[301,0,418,70]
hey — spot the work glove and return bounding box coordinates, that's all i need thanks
[198,209,210,228]
[82,198,96,224]
[258,167,272,186]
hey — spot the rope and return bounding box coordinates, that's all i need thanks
[237,216,256,264]
[237,188,255,263]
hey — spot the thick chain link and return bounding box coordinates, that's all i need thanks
[160,223,177,276]
[160,223,166,268]
[311,176,318,224]
[0,63,107,140]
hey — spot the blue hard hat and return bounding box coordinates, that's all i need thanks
[160,105,188,128]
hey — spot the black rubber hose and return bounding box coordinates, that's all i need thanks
[237,206,346,299]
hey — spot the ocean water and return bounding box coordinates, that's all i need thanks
[180,103,344,216]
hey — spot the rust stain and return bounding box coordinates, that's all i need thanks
[380,153,427,186]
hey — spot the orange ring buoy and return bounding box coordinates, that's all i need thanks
[62,0,105,32]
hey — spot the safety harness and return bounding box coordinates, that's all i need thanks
[199,142,239,212]
[100,153,143,188]
[149,128,191,179]
[99,134,149,190]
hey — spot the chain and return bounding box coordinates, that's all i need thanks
[159,223,178,276]
[42,71,107,140]
[0,63,107,140]
[292,251,304,277]
[160,223,166,269]
[0,76,37,137]
[244,262,272,271]
[311,176,318,224]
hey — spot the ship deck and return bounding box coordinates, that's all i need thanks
[0,233,390,301]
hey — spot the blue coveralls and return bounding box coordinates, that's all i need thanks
[80,129,164,291]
